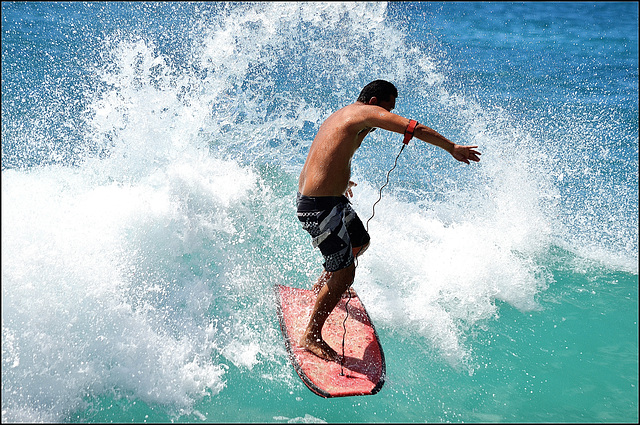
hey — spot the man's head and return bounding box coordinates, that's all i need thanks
[357,80,398,103]
[357,80,397,111]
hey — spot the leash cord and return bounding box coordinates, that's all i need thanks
[366,143,406,233]
[340,143,406,375]
[339,285,352,376]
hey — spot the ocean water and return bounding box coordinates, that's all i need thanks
[1,1,637,423]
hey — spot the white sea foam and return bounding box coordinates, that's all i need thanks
[1,154,254,420]
[350,174,550,368]
[1,30,262,420]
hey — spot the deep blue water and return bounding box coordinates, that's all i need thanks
[2,2,638,423]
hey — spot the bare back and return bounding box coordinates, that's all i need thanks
[298,103,379,197]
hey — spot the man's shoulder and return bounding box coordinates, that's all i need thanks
[336,102,382,120]
[323,102,389,134]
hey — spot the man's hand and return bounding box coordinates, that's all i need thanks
[451,145,481,164]
[345,181,357,198]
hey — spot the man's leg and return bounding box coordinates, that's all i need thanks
[353,242,369,259]
[311,243,369,295]
[299,263,356,361]
[311,270,332,295]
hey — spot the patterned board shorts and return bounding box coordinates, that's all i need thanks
[296,192,370,272]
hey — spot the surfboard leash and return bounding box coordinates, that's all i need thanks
[365,143,406,233]
[365,119,417,233]
[339,120,418,376]
[339,286,352,376]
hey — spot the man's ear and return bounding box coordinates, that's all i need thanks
[367,97,378,105]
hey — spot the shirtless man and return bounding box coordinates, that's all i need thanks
[296,80,481,361]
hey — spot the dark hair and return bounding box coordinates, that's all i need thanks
[357,80,398,103]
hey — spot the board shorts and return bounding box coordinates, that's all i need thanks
[296,192,370,272]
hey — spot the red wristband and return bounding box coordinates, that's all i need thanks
[403,119,418,145]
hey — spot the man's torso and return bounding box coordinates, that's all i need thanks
[298,103,373,197]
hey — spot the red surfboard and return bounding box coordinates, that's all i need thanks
[275,284,385,398]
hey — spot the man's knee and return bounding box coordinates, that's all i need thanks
[327,263,355,292]
[335,262,356,278]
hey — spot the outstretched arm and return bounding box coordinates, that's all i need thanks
[415,124,481,164]
[361,106,481,164]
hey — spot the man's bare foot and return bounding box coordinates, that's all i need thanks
[299,332,340,362]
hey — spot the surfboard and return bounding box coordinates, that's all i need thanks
[275,284,385,398]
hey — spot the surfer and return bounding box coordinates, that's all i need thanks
[297,80,481,361]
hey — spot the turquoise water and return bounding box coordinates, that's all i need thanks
[2,2,637,423]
